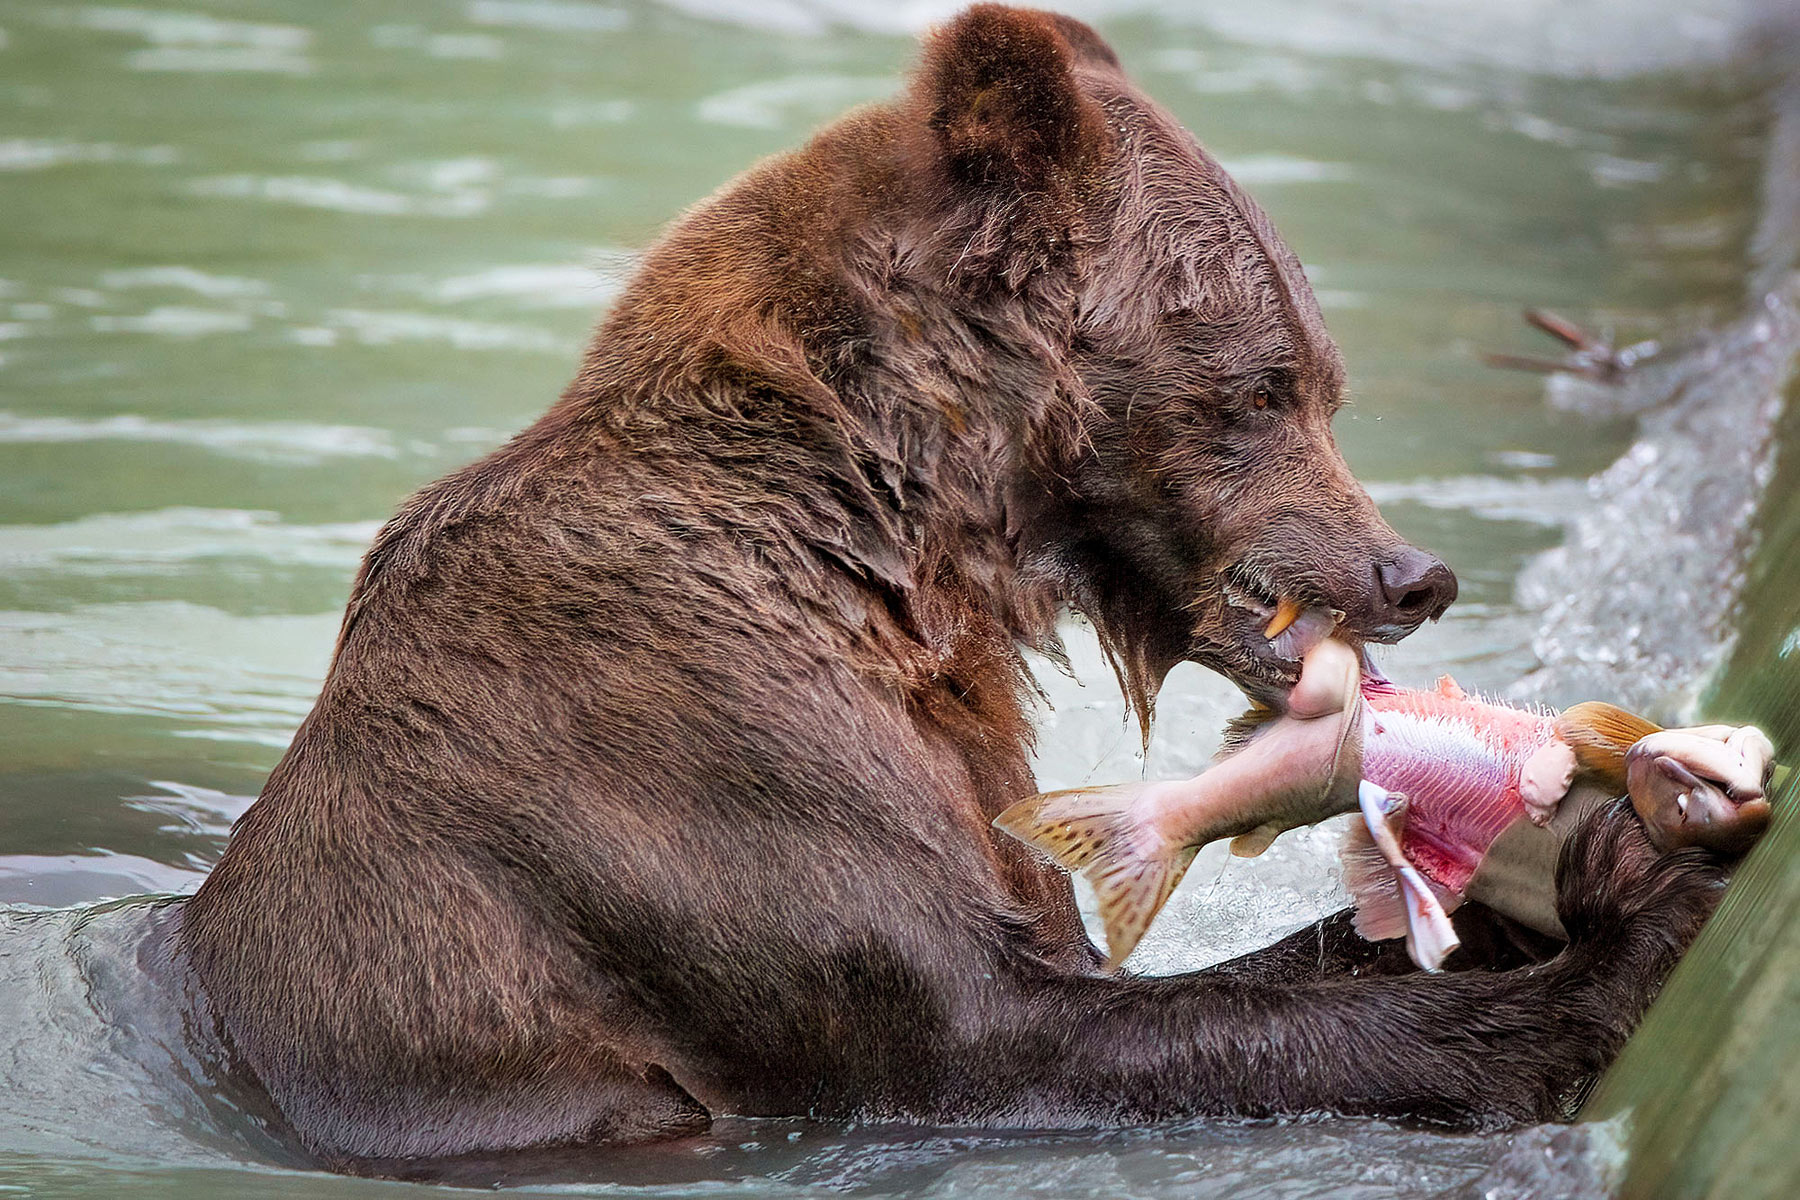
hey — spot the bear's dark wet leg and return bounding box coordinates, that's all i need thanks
[942,801,1721,1131]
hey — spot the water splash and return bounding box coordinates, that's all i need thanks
[1510,278,1800,720]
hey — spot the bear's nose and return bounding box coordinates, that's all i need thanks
[1374,548,1458,629]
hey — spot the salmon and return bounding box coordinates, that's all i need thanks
[995,636,1771,971]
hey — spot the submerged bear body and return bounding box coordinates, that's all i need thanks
[174,6,1721,1171]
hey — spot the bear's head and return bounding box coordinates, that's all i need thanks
[907,5,1457,708]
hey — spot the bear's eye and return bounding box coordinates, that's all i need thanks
[1248,369,1295,412]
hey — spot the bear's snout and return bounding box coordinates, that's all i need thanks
[1369,547,1458,637]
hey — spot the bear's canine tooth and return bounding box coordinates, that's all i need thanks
[1263,597,1304,640]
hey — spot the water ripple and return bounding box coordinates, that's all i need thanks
[0,852,206,905]
[423,256,634,307]
[321,308,571,353]
[97,267,269,299]
[0,601,334,745]
[0,139,177,171]
[1363,474,1593,527]
[696,74,900,130]
[72,6,310,51]
[0,411,403,463]
[0,508,378,574]
[466,1,629,33]
[188,174,463,217]
[89,307,252,336]
[124,46,312,74]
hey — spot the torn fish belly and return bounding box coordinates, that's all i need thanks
[1343,676,1653,967]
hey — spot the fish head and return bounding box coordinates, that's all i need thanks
[1625,727,1775,856]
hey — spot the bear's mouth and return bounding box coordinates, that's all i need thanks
[1204,565,1354,698]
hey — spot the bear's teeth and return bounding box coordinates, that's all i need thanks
[1266,606,1348,661]
[1263,598,1303,639]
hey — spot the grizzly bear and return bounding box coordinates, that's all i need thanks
[172,4,1725,1172]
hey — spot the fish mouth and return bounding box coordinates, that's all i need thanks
[1204,564,1353,699]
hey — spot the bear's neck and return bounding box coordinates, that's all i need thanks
[556,288,1072,724]
[550,138,1093,721]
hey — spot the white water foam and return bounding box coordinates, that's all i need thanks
[0,139,177,171]
[370,24,507,60]
[69,6,313,74]
[1364,474,1594,528]
[0,411,402,463]
[98,267,269,299]
[425,256,635,307]
[72,7,310,50]
[322,308,571,354]
[124,46,312,73]
[1512,279,1800,718]
[696,75,900,130]
[465,1,629,33]
[1217,155,1355,185]
[89,307,252,336]
[649,0,1780,78]
[189,174,442,217]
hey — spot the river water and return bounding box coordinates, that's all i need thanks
[1,1,1795,1196]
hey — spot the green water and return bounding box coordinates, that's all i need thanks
[0,1,1791,1195]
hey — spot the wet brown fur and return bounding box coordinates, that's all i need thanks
[174,6,1723,1173]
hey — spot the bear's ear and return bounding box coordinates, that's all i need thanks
[915,5,1107,191]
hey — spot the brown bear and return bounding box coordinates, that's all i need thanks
[171,4,1725,1173]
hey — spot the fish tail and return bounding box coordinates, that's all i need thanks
[1085,842,1200,970]
[994,783,1193,969]
[1557,701,1663,792]
[994,784,1148,872]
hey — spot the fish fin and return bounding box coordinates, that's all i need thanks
[1217,705,1281,758]
[1556,701,1662,793]
[1229,822,1282,858]
[994,783,1190,969]
[1344,784,1462,969]
[1395,865,1462,971]
[1341,818,1410,942]
[1519,739,1578,826]
[993,783,1149,873]
[1087,844,1199,970]
[1435,674,1468,701]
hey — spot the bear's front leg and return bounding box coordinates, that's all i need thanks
[1202,900,1564,988]
[944,799,1725,1131]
